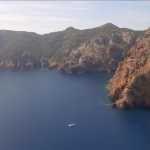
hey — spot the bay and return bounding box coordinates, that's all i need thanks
[0,69,150,150]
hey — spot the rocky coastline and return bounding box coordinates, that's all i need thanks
[0,30,136,73]
[0,52,48,70]
[0,24,150,110]
[108,33,150,109]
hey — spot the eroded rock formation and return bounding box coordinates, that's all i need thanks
[57,31,136,73]
[0,52,49,70]
[108,34,150,109]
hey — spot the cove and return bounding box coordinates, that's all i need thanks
[0,69,150,150]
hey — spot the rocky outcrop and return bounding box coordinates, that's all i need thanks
[108,36,150,109]
[47,62,58,70]
[0,52,50,70]
[119,31,135,44]
[57,31,135,73]
[41,58,49,67]
[145,27,150,34]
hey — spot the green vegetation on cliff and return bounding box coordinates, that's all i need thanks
[0,23,146,63]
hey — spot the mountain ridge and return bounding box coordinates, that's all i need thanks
[0,23,147,72]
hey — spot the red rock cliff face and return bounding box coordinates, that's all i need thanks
[108,35,150,109]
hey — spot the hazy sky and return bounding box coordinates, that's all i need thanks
[0,1,150,34]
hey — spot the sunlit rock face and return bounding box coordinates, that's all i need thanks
[57,31,136,73]
[108,36,150,109]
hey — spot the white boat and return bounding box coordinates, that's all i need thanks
[68,123,75,127]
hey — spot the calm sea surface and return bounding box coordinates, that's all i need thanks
[0,69,150,150]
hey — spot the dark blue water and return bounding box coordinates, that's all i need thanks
[0,69,150,150]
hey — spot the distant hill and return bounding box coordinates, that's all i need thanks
[0,23,146,71]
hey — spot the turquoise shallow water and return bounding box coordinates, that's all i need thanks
[0,69,150,150]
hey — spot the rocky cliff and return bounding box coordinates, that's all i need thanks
[0,52,49,70]
[108,29,150,109]
[57,31,136,73]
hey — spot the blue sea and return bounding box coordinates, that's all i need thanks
[0,69,150,150]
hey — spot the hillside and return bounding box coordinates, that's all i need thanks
[0,23,146,70]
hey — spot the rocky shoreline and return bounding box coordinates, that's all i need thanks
[0,24,150,110]
[0,52,48,70]
[108,34,150,109]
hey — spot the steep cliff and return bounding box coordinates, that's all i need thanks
[57,30,138,73]
[108,29,150,109]
[0,53,49,70]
